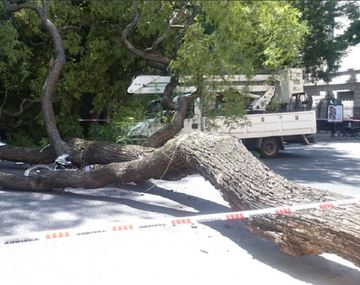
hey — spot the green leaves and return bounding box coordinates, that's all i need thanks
[292,0,360,80]
[170,23,213,78]
[170,1,307,116]
[0,0,309,145]
[258,2,308,67]
[172,1,307,77]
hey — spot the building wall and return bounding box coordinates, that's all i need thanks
[304,69,360,119]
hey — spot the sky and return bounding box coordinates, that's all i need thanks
[336,11,360,71]
[339,45,360,71]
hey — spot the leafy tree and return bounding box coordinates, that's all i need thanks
[0,0,307,147]
[291,0,360,81]
[341,1,360,46]
[122,0,308,146]
[172,1,306,75]
[0,0,149,145]
[0,2,45,145]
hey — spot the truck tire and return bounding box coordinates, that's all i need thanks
[338,131,348,140]
[260,137,280,159]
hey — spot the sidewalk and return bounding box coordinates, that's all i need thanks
[314,132,342,143]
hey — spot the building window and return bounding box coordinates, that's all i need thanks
[337,91,354,101]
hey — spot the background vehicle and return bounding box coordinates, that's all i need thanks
[337,123,360,140]
[128,69,316,158]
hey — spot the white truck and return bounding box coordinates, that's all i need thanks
[128,68,316,158]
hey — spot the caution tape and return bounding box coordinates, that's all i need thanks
[1,197,359,246]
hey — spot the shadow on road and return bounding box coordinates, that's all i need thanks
[261,142,360,189]
[52,181,360,285]
[1,140,359,284]
[135,182,360,285]
[1,179,359,284]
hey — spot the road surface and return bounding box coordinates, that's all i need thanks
[0,138,359,285]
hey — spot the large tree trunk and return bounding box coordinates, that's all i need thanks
[39,12,68,156]
[3,0,69,156]
[0,138,152,165]
[143,96,188,148]
[0,132,359,266]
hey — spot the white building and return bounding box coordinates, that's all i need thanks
[304,15,360,120]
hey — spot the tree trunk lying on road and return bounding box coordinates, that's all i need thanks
[0,138,152,165]
[0,132,359,266]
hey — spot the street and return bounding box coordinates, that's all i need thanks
[262,138,360,197]
[0,137,359,285]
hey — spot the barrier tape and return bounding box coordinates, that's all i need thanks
[1,197,359,246]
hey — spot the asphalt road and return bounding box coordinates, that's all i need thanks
[0,137,359,285]
[0,137,359,236]
[262,138,360,198]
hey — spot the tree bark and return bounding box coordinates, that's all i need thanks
[160,76,178,111]
[39,12,69,156]
[0,132,359,266]
[177,132,360,266]
[3,0,69,156]
[0,144,55,164]
[0,138,152,165]
[143,96,188,148]
[121,0,171,69]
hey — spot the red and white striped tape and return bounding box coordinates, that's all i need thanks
[1,196,359,246]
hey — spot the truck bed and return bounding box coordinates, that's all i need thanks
[184,110,317,139]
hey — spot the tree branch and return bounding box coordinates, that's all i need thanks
[160,76,178,110]
[0,89,8,119]
[145,16,183,53]
[143,95,188,148]
[171,9,195,59]
[3,0,70,156]
[121,0,171,68]
[145,29,170,53]
[3,98,40,117]
[41,0,48,17]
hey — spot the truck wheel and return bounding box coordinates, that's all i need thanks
[260,138,280,159]
[338,131,348,140]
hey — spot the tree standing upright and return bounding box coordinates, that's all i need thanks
[2,0,69,156]
[292,0,360,81]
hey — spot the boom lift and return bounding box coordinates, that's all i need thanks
[127,69,316,158]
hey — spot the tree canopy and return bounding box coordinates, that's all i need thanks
[3,0,357,145]
[1,1,360,266]
[292,0,360,81]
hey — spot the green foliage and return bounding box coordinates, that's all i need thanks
[172,1,307,76]
[0,0,309,145]
[171,23,213,78]
[0,0,141,145]
[57,111,83,141]
[171,1,307,117]
[221,88,247,117]
[0,2,51,146]
[291,0,360,81]
[267,97,283,113]
[7,131,36,147]
[88,117,141,144]
[88,120,130,144]
[88,96,147,144]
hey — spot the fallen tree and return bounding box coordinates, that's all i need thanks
[1,0,359,268]
[0,132,359,267]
